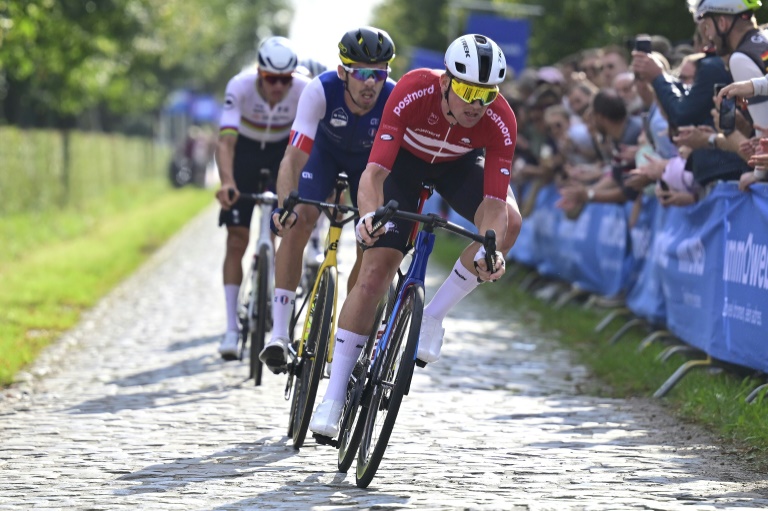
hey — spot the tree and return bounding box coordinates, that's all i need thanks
[0,0,292,129]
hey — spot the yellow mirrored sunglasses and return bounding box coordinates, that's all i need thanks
[450,78,499,106]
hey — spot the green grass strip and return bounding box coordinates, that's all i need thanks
[0,184,213,386]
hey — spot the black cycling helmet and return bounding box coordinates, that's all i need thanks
[338,26,396,65]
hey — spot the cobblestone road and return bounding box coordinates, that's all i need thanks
[2,205,767,511]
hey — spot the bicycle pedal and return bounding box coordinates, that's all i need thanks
[312,433,338,448]
[415,359,427,368]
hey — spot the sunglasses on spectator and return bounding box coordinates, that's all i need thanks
[260,72,293,85]
[341,65,390,82]
[449,78,499,106]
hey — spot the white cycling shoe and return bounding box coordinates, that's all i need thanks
[259,337,289,373]
[309,399,344,438]
[416,315,444,364]
[218,331,240,361]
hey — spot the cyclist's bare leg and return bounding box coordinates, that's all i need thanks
[224,226,250,285]
[318,247,402,403]
[223,226,249,332]
[271,203,322,341]
[346,244,364,294]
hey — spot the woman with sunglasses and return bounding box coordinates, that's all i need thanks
[260,27,398,373]
[309,34,522,438]
[214,36,312,360]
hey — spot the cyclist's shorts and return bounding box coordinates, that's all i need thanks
[219,135,287,228]
[374,148,485,254]
[297,142,369,207]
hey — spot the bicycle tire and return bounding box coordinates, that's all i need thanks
[237,262,254,362]
[289,268,335,449]
[249,243,270,387]
[337,289,390,473]
[356,285,422,488]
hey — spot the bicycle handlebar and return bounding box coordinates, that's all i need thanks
[228,189,277,205]
[372,199,498,277]
[281,190,358,223]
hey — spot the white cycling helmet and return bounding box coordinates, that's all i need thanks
[687,0,761,20]
[444,34,507,85]
[257,36,298,74]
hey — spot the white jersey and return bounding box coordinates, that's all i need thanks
[218,68,310,145]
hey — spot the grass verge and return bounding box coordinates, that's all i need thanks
[0,182,213,386]
[432,232,768,468]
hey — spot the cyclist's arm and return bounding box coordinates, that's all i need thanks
[357,163,388,217]
[215,134,237,189]
[276,79,327,203]
[276,145,310,204]
[216,79,243,195]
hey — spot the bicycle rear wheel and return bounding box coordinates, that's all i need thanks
[248,243,270,387]
[289,267,335,449]
[355,284,422,488]
[337,287,390,473]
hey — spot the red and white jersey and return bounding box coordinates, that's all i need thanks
[218,68,310,145]
[368,68,517,200]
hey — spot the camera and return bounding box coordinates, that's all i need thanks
[635,35,652,53]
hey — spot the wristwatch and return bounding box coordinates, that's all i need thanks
[708,133,717,149]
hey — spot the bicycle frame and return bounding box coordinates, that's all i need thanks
[296,220,343,361]
[371,184,434,367]
[283,180,359,362]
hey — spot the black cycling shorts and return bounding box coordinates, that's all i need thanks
[374,148,486,253]
[219,135,287,228]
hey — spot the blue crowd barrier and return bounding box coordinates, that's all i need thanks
[508,181,768,373]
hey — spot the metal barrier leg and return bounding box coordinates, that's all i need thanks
[595,308,630,333]
[745,383,768,404]
[607,317,644,345]
[656,344,702,363]
[553,286,589,310]
[518,272,540,293]
[653,356,713,398]
[636,330,675,353]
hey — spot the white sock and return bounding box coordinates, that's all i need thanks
[323,328,368,403]
[271,288,296,341]
[423,258,479,321]
[225,284,240,332]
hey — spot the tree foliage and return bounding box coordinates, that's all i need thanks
[0,0,291,129]
[371,0,728,70]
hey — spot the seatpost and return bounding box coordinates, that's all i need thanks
[332,172,349,218]
[259,168,271,193]
[409,182,435,243]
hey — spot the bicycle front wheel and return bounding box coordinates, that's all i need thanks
[289,268,335,449]
[355,284,422,488]
[248,243,271,387]
[337,289,390,473]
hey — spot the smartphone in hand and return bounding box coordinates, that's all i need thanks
[719,96,737,134]
[658,179,670,192]
[635,35,652,53]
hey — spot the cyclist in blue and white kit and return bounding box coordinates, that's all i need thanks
[258,27,397,373]
[215,37,311,360]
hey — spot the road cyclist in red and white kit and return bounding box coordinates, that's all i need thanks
[215,36,311,359]
[259,27,398,372]
[309,34,523,437]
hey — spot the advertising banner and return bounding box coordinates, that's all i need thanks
[466,13,531,75]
